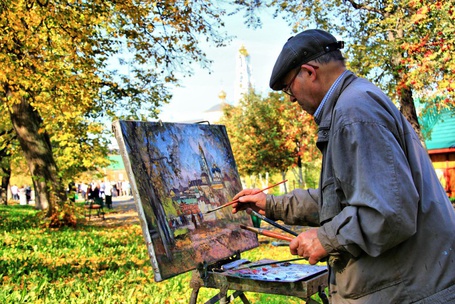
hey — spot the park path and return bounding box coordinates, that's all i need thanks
[111,195,137,212]
[87,195,139,227]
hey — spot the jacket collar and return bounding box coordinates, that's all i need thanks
[315,70,357,130]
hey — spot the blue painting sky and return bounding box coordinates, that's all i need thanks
[150,124,237,187]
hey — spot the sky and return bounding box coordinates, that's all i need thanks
[156,10,294,122]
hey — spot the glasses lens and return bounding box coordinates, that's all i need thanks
[283,87,292,96]
[282,68,300,97]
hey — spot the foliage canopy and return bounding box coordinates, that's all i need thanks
[220,90,319,187]
[0,0,244,213]
[235,0,455,139]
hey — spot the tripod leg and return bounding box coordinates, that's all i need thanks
[189,287,200,304]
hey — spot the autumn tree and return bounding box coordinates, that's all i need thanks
[220,90,319,191]
[0,113,16,205]
[238,0,455,140]
[276,92,320,188]
[0,1,243,217]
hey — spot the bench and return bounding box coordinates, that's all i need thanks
[84,199,105,220]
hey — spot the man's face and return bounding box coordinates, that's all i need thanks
[282,65,320,115]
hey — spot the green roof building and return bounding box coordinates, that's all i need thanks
[424,111,455,150]
[421,108,455,198]
[105,155,127,182]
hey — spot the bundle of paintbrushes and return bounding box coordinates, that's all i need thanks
[239,207,299,242]
[240,225,294,242]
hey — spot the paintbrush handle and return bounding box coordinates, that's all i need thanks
[205,180,287,214]
[260,229,294,242]
[241,225,294,242]
[251,210,298,236]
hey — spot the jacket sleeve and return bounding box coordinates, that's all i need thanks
[265,188,320,227]
[318,119,419,258]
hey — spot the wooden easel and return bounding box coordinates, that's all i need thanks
[113,120,329,303]
[188,254,329,304]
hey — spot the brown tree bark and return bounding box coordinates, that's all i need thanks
[399,86,425,145]
[9,97,66,216]
[0,129,15,205]
[1,168,11,205]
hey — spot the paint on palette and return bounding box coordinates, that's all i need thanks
[224,259,327,283]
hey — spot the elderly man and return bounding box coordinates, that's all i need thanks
[232,29,455,303]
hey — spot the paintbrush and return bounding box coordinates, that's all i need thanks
[240,224,294,242]
[204,180,287,214]
[249,209,298,236]
[232,257,306,270]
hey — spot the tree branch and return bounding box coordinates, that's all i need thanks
[343,0,382,14]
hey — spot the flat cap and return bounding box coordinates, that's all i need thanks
[269,29,344,90]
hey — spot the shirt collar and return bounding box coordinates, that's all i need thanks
[314,70,349,123]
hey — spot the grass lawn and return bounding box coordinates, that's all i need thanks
[0,204,326,303]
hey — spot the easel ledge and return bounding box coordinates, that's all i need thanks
[189,262,328,304]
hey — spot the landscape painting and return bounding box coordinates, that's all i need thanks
[113,121,258,281]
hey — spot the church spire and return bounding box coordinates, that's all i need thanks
[234,44,253,104]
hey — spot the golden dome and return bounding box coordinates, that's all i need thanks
[239,45,249,56]
[218,90,227,100]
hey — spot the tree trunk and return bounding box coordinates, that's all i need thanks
[399,86,425,144]
[0,129,14,205]
[9,97,66,216]
[281,171,288,194]
[297,154,305,188]
[387,28,424,145]
[1,169,11,205]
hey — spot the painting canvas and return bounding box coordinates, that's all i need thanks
[112,120,259,281]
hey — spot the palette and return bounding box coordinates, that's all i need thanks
[223,259,327,283]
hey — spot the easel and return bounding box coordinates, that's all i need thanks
[189,253,329,304]
[113,120,329,303]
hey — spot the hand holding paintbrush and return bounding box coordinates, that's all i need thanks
[204,180,287,214]
[229,180,287,215]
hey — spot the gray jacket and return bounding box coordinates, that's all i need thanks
[266,71,455,303]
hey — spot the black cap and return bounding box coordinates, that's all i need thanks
[269,29,344,90]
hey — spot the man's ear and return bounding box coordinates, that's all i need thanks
[301,64,317,77]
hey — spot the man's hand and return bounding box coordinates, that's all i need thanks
[231,188,267,215]
[290,228,328,265]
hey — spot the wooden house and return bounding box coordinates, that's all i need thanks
[424,110,455,198]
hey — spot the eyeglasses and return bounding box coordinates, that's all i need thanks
[282,64,320,97]
[282,68,301,97]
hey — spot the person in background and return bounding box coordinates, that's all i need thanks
[122,180,130,196]
[80,182,88,200]
[100,180,105,198]
[10,184,19,200]
[112,183,118,197]
[18,185,27,205]
[92,183,103,207]
[67,182,76,203]
[232,29,455,303]
[104,180,113,209]
[86,183,93,201]
[116,181,123,197]
[24,185,32,204]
